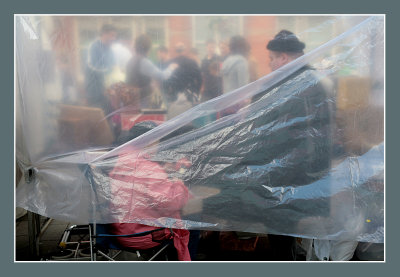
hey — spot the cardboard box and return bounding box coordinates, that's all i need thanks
[58,105,114,149]
[336,107,384,155]
[336,76,370,111]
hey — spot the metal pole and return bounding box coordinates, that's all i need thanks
[35,217,53,256]
[89,224,95,261]
[27,211,38,259]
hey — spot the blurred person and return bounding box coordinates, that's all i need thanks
[157,124,203,261]
[111,30,133,78]
[189,47,201,66]
[260,29,307,261]
[191,30,335,261]
[111,122,207,261]
[108,121,192,261]
[221,36,250,94]
[218,40,230,61]
[125,34,178,109]
[245,43,259,82]
[163,42,202,118]
[156,46,170,70]
[200,39,223,102]
[107,31,133,137]
[266,29,360,260]
[156,46,171,107]
[219,36,250,117]
[94,30,133,139]
[262,30,343,261]
[84,24,117,113]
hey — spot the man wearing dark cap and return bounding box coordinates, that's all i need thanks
[151,30,335,260]
[260,30,308,261]
[266,30,306,71]
[262,30,346,261]
[196,30,334,261]
[252,30,307,103]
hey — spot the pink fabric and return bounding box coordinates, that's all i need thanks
[108,150,191,261]
[172,229,191,261]
[108,223,191,261]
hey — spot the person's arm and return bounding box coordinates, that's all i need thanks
[140,58,177,81]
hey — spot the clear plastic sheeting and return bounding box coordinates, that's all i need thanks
[16,15,384,243]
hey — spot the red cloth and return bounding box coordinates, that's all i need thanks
[108,150,191,261]
[108,223,191,261]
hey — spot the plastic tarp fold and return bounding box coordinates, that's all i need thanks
[16,15,384,243]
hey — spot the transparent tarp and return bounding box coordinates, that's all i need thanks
[16,15,384,243]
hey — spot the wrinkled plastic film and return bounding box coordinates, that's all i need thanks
[16,16,384,242]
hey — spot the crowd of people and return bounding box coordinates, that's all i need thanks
[83,24,260,124]
[81,24,378,262]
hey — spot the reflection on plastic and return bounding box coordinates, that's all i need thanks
[16,15,384,243]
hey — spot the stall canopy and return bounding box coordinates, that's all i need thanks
[16,15,384,243]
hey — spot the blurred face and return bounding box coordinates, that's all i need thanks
[102,31,117,45]
[157,50,168,61]
[206,42,216,55]
[268,51,289,71]
[219,42,229,56]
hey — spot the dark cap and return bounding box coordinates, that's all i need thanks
[116,121,158,144]
[129,121,158,139]
[266,30,305,53]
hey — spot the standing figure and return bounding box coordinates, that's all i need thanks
[220,36,250,116]
[189,47,201,66]
[200,39,223,102]
[218,40,230,62]
[195,30,334,261]
[111,30,133,81]
[125,35,178,109]
[156,46,170,70]
[221,36,250,94]
[164,42,202,119]
[84,24,117,113]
